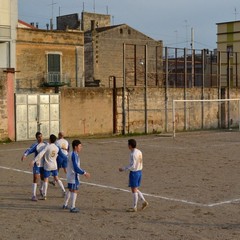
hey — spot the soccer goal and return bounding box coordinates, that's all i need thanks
[172,98,240,138]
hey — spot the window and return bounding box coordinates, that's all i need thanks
[47,53,61,83]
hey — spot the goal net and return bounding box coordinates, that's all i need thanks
[172,99,240,138]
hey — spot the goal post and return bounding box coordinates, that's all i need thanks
[172,98,240,138]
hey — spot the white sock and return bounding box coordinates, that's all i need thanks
[63,191,71,206]
[133,192,138,208]
[137,190,146,202]
[70,192,77,209]
[57,179,65,192]
[43,182,48,197]
[32,183,37,197]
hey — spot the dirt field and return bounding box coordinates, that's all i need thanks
[1,131,240,240]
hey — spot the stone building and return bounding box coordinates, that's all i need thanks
[84,23,163,87]
[217,20,240,87]
[16,25,85,93]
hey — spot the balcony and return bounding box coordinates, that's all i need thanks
[42,72,70,87]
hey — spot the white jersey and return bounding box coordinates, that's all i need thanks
[67,151,85,184]
[35,143,59,171]
[56,138,69,156]
[36,142,48,167]
[123,148,143,172]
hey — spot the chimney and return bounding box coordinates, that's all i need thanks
[46,23,49,30]
[91,20,95,31]
[36,22,39,29]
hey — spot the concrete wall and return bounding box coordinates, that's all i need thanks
[60,87,113,136]
[59,86,240,138]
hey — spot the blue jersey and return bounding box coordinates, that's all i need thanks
[66,151,85,184]
[24,141,48,157]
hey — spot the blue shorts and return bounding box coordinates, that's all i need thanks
[43,169,58,178]
[57,157,68,169]
[128,170,142,188]
[33,165,44,175]
[68,183,80,191]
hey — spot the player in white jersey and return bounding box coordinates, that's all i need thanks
[62,139,90,213]
[34,134,67,200]
[50,131,69,186]
[21,132,48,201]
[119,139,148,212]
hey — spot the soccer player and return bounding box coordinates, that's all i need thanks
[49,131,69,186]
[21,131,48,201]
[62,139,90,213]
[56,131,69,173]
[34,134,67,200]
[119,139,148,212]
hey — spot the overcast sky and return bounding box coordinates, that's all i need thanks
[18,0,240,50]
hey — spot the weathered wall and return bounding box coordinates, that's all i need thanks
[60,87,113,136]
[16,28,84,92]
[0,69,15,141]
[59,86,240,138]
[0,70,8,140]
[115,87,240,134]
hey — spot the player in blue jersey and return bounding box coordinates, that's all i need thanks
[62,140,90,213]
[119,139,148,212]
[21,132,48,201]
[34,134,67,200]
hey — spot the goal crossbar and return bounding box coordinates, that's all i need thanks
[172,98,240,138]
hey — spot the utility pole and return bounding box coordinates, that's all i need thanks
[191,27,195,87]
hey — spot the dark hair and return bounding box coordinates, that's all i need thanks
[35,132,42,139]
[72,139,81,149]
[49,134,57,143]
[128,139,136,148]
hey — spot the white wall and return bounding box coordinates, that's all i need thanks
[0,0,18,68]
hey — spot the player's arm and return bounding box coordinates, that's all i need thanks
[71,154,90,177]
[57,146,68,161]
[21,143,38,161]
[119,157,135,172]
[32,145,47,165]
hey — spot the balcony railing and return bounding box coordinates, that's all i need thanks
[43,72,70,87]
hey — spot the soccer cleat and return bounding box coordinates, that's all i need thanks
[40,196,47,200]
[62,205,68,209]
[142,201,149,210]
[39,189,44,197]
[31,196,38,201]
[126,207,137,212]
[70,207,80,213]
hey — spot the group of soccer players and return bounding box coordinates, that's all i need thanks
[22,132,148,213]
[21,131,90,213]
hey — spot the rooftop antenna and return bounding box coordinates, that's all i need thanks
[184,20,189,48]
[234,7,239,21]
[112,16,114,25]
[49,0,57,30]
[93,0,95,13]
[83,2,85,12]
[106,6,108,15]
